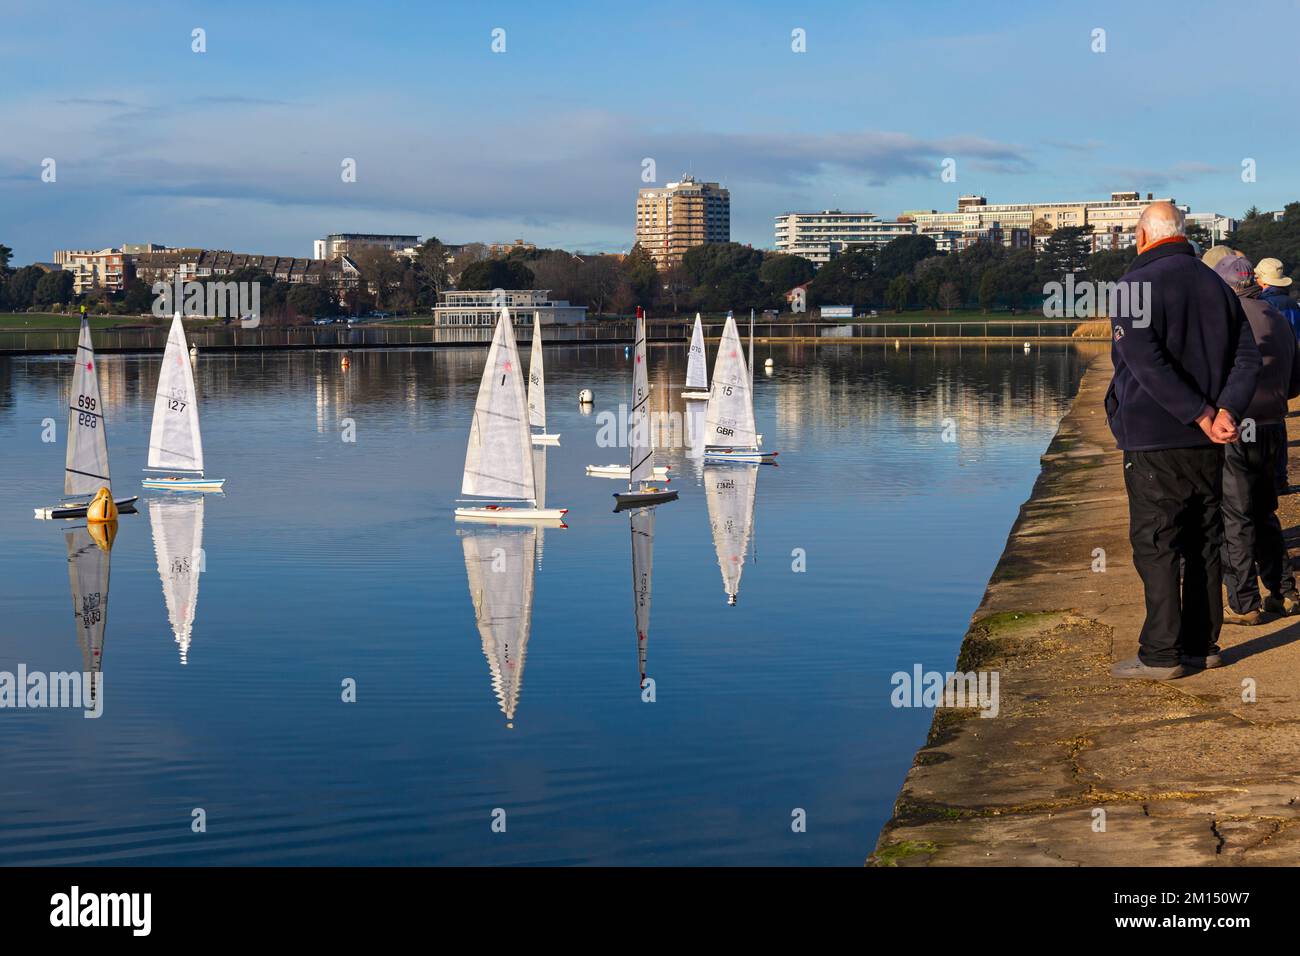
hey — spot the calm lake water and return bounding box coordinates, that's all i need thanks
[0,341,1086,865]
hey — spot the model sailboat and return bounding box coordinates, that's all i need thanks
[702,311,777,463]
[613,308,678,510]
[456,308,567,522]
[681,313,710,400]
[144,313,224,491]
[35,316,138,519]
[462,525,538,728]
[527,311,560,445]
[149,496,205,664]
[705,463,759,605]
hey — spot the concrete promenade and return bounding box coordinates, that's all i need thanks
[871,352,1300,866]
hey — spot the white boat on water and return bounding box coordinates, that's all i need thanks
[456,308,568,523]
[681,313,710,400]
[586,464,671,480]
[702,310,777,464]
[35,316,139,519]
[143,314,225,492]
[614,308,678,511]
[527,311,560,445]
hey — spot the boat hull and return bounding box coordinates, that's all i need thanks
[681,391,710,401]
[530,433,561,445]
[143,476,226,492]
[455,505,568,524]
[613,488,679,511]
[703,447,778,464]
[586,464,671,480]
[36,496,140,520]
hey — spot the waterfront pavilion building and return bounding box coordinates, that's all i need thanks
[432,289,586,327]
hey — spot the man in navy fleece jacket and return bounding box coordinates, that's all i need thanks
[1105,202,1261,680]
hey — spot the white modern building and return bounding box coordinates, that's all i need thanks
[773,211,916,264]
[432,289,586,327]
[1184,212,1237,245]
[314,233,421,260]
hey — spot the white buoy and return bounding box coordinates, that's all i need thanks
[579,388,594,404]
[764,357,774,369]
[894,339,900,350]
[1023,341,1031,352]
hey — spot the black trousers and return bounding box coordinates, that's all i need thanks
[1274,419,1290,491]
[1222,423,1296,613]
[1124,446,1223,666]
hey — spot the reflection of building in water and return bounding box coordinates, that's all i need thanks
[770,345,1082,458]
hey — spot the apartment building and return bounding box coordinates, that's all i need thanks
[313,233,421,260]
[52,248,128,294]
[132,249,362,297]
[635,176,730,268]
[773,211,916,264]
[907,192,1188,253]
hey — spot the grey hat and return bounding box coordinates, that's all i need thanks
[1213,253,1255,291]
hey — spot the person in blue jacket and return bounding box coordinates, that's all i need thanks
[1106,202,1261,680]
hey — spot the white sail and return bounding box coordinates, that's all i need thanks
[149,496,205,664]
[628,310,653,486]
[703,314,757,448]
[685,313,708,389]
[630,507,655,683]
[65,317,112,496]
[148,313,204,473]
[462,526,538,724]
[66,527,110,694]
[705,463,759,605]
[527,311,546,431]
[461,308,536,501]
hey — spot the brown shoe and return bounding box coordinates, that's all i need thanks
[1223,607,1264,625]
[1263,594,1299,616]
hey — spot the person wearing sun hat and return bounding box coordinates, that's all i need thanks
[1202,244,1241,270]
[1212,253,1300,629]
[1254,258,1299,492]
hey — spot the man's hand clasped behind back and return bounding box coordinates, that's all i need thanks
[1196,404,1239,444]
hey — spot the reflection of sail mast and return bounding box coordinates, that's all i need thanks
[66,526,111,702]
[461,526,538,727]
[630,507,655,686]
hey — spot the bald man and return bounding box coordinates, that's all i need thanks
[1106,202,1261,679]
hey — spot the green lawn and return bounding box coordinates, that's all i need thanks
[0,312,226,330]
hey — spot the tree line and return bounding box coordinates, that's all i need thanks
[4,205,1297,321]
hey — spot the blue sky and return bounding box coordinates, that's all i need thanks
[2,0,1297,264]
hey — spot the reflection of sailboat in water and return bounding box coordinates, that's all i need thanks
[704,463,759,606]
[462,526,538,728]
[149,496,205,664]
[629,507,657,688]
[66,524,113,702]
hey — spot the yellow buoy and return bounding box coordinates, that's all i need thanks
[341,356,350,370]
[87,518,118,551]
[86,487,118,523]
